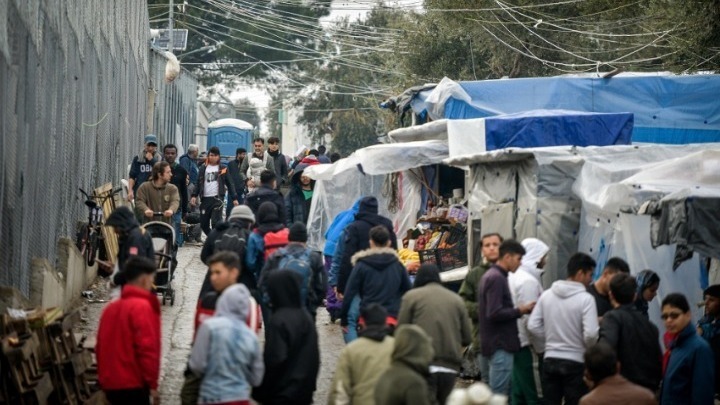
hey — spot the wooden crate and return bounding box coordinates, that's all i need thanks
[93,183,119,264]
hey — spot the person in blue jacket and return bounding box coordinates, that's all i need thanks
[323,197,363,322]
[660,293,714,405]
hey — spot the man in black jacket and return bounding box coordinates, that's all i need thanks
[199,205,256,298]
[599,272,662,391]
[253,271,320,405]
[245,170,286,225]
[105,206,155,287]
[226,148,247,220]
[267,137,288,189]
[340,226,410,338]
[337,196,397,294]
[191,146,238,237]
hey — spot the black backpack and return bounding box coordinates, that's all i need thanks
[214,223,248,258]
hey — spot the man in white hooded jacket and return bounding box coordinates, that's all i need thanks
[508,238,549,405]
[527,252,598,405]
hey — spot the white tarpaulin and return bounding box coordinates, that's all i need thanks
[303,140,449,181]
[387,119,448,143]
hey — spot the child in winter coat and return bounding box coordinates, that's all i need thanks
[246,157,265,194]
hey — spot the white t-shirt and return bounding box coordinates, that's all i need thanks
[203,165,220,197]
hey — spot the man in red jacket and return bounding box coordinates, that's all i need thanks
[96,256,161,405]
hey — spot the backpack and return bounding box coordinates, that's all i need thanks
[277,248,313,307]
[263,228,289,259]
[214,224,248,258]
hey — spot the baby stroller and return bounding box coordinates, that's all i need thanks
[142,218,176,306]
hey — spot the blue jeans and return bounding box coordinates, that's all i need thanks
[342,296,361,344]
[486,349,513,396]
[476,352,490,383]
[172,211,183,247]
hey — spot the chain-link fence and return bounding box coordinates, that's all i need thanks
[0,1,154,296]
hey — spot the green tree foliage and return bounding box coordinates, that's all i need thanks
[400,0,688,81]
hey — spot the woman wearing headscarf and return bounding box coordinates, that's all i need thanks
[634,269,660,318]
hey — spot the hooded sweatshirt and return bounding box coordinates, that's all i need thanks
[508,238,549,351]
[189,284,264,404]
[340,247,412,326]
[527,280,599,363]
[329,327,395,405]
[323,197,363,257]
[105,207,155,285]
[374,325,434,405]
[253,271,320,405]
[337,196,398,293]
[129,150,162,194]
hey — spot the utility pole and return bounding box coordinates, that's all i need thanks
[168,0,174,52]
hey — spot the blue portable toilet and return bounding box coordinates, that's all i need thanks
[207,118,254,162]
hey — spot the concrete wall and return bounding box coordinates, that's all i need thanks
[27,238,97,310]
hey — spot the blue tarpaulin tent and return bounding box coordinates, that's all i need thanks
[409,75,720,144]
[446,109,633,158]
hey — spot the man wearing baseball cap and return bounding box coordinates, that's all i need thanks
[698,283,720,398]
[127,134,162,203]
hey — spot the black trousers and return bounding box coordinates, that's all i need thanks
[200,196,223,236]
[542,357,587,405]
[427,372,457,405]
[104,388,150,405]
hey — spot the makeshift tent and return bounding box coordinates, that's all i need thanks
[446,143,720,332]
[303,140,449,252]
[305,108,631,252]
[404,74,720,144]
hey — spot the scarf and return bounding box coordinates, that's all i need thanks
[662,330,678,376]
[267,149,280,158]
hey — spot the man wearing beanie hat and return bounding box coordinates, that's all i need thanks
[199,205,255,301]
[259,222,326,320]
[337,196,398,343]
[698,284,720,397]
[329,303,395,405]
[398,263,473,405]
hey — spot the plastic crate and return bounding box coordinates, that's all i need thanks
[418,243,468,272]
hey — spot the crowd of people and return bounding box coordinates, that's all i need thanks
[94,134,720,405]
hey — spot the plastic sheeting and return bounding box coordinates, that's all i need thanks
[303,140,449,180]
[411,75,720,144]
[452,143,720,287]
[306,169,422,252]
[304,140,451,252]
[579,214,704,335]
[447,110,633,158]
[387,119,448,142]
